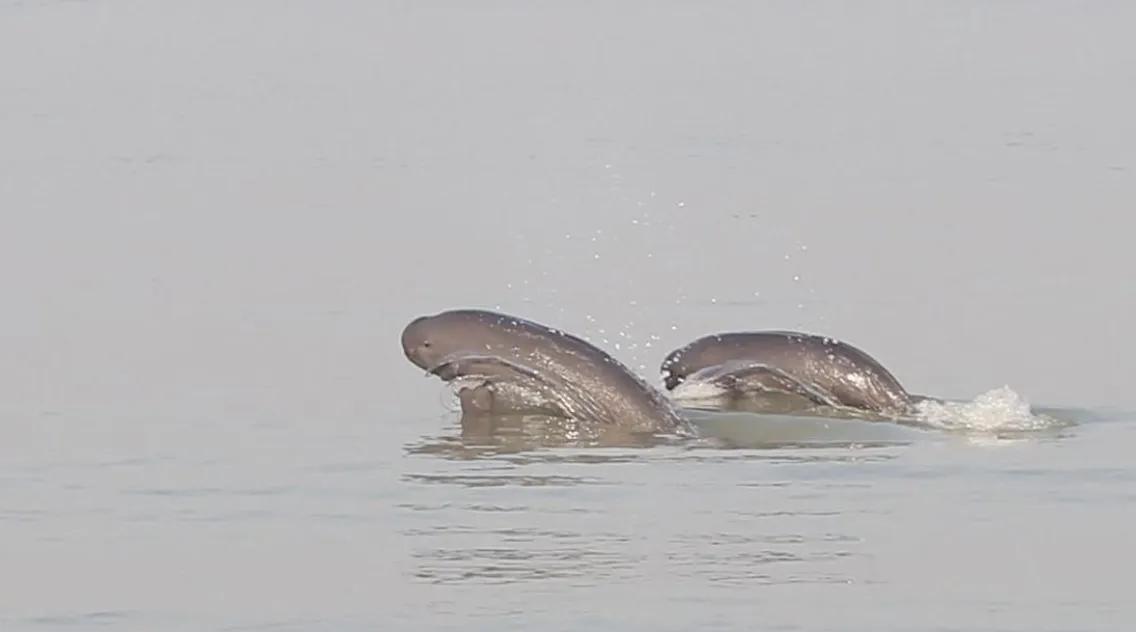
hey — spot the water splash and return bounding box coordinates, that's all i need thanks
[913,386,1067,434]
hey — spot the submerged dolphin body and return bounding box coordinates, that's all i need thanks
[402,309,691,435]
[660,331,916,417]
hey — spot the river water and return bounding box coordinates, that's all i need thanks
[3,2,1135,630]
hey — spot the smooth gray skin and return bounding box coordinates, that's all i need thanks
[402,309,690,435]
[660,332,915,416]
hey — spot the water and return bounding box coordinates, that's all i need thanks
[3,1,1136,630]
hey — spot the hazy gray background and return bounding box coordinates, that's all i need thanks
[2,1,1134,630]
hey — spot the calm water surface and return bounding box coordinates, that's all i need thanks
[2,2,1135,630]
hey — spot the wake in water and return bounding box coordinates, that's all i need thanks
[674,377,1073,438]
[911,386,1071,435]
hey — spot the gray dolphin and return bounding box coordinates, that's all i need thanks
[660,331,915,416]
[402,309,691,435]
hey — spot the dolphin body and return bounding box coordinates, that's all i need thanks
[402,309,692,436]
[660,331,917,417]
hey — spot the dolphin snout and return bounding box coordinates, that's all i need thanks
[401,316,433,366]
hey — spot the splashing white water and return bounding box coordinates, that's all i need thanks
[914,386,1063,433]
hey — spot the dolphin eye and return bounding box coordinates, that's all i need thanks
[422,341,431,348]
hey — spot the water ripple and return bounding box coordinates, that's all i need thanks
[402,473,604,487]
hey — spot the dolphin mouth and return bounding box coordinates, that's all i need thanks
[661,368,685,391]
[424,353,470,378]
[424,354,545,384]
[425,359,461,381]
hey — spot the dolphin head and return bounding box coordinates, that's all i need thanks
[659,348,690,390]
[401,310,505,373]
[401,314,448,371]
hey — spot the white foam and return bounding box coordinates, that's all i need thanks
[914,386,1064,434]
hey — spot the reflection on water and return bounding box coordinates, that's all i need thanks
[403,473,605,488]
[26,612,134,628]
[404,406,940,463]
[396,404,1113,598]
[410,385,1086,465]
[399,410,910,592]
[400,479,871,588]
[412,527,640,585]
[404,412,677,460]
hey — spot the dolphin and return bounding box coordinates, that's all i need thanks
[402,309,691,435]
[660,331,916,417]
